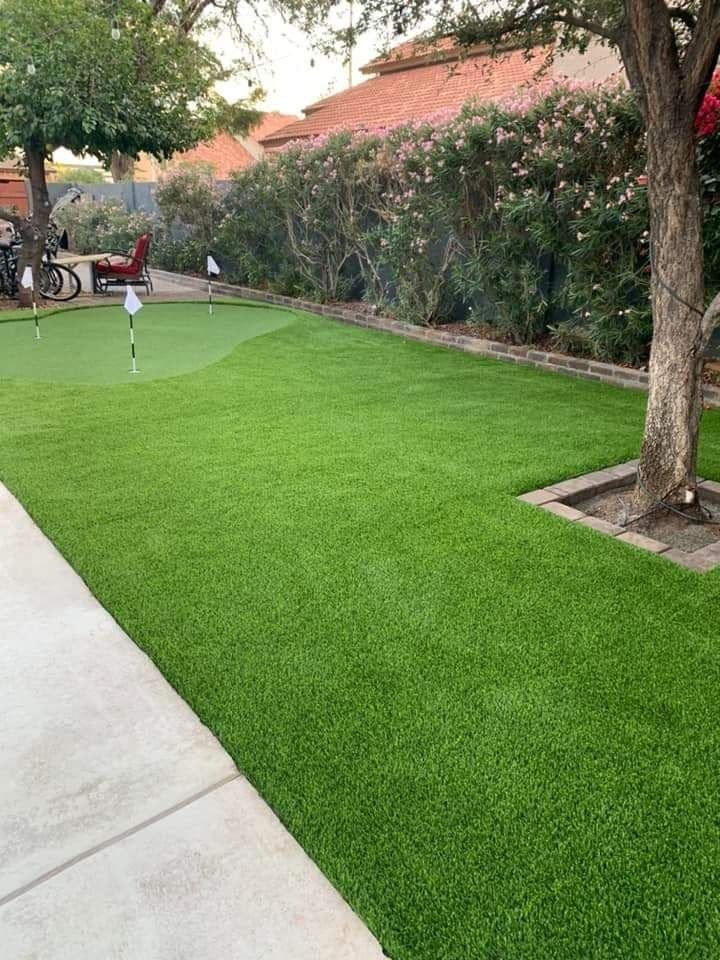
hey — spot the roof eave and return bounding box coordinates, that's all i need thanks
[360,40,525,75]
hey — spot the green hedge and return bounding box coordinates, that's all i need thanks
[59,84,720,364]
[214,82,720,364]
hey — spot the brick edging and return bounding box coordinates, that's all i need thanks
[519,463,720,572]
[151,270,720,410]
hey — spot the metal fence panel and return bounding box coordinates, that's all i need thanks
[48,180,234,215]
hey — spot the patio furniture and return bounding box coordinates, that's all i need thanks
[94,234,153,294]
[55,252,112,296]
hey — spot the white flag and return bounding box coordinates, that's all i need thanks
[21,266,33,289]
[207,255,220,276]
[124,285,143,316]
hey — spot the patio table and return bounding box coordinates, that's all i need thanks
[55,252,112,294]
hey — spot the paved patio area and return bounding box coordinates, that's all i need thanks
[0,483,385,959]
[69,262,202,301]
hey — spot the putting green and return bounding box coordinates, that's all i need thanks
[0,300,296,384]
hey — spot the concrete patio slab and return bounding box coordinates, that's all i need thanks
[0,484,385,959]
[0,483,236,897]
[1,778,383,960]
[68,262,201,299]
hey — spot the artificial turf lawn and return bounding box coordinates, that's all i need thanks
[2,303,720,959]
[0,300,292,384]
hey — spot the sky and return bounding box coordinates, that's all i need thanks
[213,5,391,117]
[55,5,394,166]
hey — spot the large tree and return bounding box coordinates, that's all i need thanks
[351,0,720,513]
[0,0,227,305]
[108,0,334,179]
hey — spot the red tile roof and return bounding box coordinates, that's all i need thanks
[363,36,478,73]
[251,111,299,141]
[167,115,299,178]
[174,132,256,177]
[260,44,550,149]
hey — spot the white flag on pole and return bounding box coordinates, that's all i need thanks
[21,266,33,289]
[207,254,221,276]
[124,286,143,316]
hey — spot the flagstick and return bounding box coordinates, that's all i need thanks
[21,266,39,339]
[128,310,138,374]
[206,255,221,315]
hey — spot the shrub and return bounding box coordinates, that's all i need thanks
[218,131,382,301]
[154,164,222,273]
[216,82,652,355]
[216,160,303,292]
[56,78,720,364]
[365,119,461,325]
[57,198,158,255]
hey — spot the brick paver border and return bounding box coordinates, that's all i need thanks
[519,462,720,572]
[152,270,720,410]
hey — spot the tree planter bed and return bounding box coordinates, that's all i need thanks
[520,463,720,572]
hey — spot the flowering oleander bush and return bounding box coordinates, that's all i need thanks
[217,81,657,358]
[698,72,720,293]
[154,165,223,274]
[366,118,461,324]
[215,160,298,291]
[57,198,159,256]
[218,131,383,300]
[59,77,720,363]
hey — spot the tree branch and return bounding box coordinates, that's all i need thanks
[668,6,696,29]
[179,0,216,34]
[460,1,621,46]
[553,11,621,43]
[683,0,720,112]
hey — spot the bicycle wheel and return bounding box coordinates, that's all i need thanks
[0,248,17,298]
[40,263,81,301]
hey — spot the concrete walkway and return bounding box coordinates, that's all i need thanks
[67,262,202,301]
[0,484,385,959]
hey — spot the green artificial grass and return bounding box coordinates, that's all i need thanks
[1,305,720,959]
[0,300,292,384]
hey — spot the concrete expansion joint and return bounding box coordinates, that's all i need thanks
[0,772,241,908]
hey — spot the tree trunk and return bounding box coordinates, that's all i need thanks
[17,143,51,309]
[110,150,135,182]
[634,114,708,511]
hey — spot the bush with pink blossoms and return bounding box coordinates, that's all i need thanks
[219,131,383,300]
[215,79,720,362]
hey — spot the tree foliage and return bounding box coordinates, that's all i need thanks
[0,0,228,167]
[149,0,337,68]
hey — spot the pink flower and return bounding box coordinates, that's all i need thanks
[697,93,720,137]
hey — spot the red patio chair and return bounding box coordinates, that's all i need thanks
[95,233,153,294]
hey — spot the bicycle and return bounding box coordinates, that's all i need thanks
[0,187,84,301]
[0,233,81,301]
